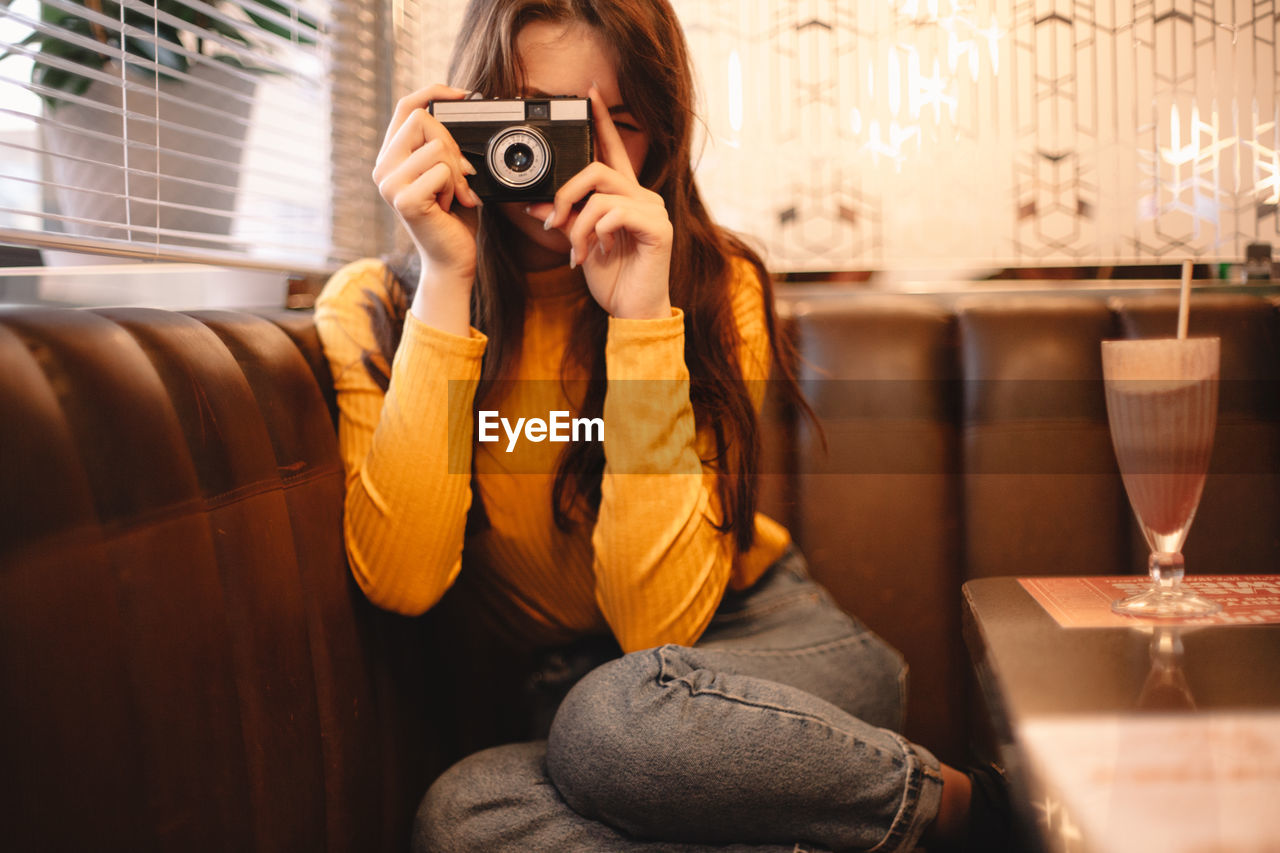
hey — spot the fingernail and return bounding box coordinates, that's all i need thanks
[460,159,477,176]
[470,189,484,207]
[569,248,577,270]
[597,240,607,257]
[544,212,555,231]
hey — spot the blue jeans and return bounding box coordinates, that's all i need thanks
[414,548,944,852]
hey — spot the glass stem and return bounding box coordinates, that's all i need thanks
[1150,551,1185,591]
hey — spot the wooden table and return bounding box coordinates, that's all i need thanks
[962,576,1280,853]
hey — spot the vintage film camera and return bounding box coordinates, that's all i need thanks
[429,96,594,203]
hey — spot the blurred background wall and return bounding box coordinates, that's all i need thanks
[407,0,1280,273]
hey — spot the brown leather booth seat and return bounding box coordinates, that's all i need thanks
[2,291,1278,849]
[0,308,437,851]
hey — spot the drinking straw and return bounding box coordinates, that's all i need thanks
[1177,259,1192,339]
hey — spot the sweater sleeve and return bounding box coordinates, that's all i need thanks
[314,259,487,615]
[591,256,774,652]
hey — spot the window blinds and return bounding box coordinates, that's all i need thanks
[0,0,391,273]
[379,0,461,261]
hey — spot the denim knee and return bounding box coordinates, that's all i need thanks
[852,629,909,734]
[414,742,547,853]
[545,642,929,849]
[414,752,482,853]
[545,650,661,827]
[798,598,910,733]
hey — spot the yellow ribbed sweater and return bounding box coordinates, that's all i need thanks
[314,256,791,652]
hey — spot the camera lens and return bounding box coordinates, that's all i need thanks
[505,143,534,173]
[487,125,551,189]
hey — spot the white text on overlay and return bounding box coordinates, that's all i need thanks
[477,410,604,453]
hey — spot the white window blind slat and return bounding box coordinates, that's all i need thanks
[31,93,256,158]
[9,192,332,242]
[0,0,387,274]
[5,189,241,227]
[230,0,332,43]
[4,47,259,142]
[3,126,327,216]
[0,170,312,228]
[5,113,313,210]
[13,4,325,137]
[3,21,132,91]
[9,7,121,62]
[19,60,328,145]
[0,206,330,260]
[119,0,314,78]
[18,0,288,97]
[10,16,327,128]
[0,223,341,275]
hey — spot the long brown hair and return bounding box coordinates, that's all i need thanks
[366,0,811,553]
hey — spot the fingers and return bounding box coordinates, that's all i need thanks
[379,139,463,214]
[392,160,457,220]
[524,201,554,223]
[566,192,672,267]
[374,112,480,211]
[588,84,633,180]
[379,84,470,158]
[541,162,658,231]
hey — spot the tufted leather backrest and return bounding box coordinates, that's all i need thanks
[956,297,1127,580]
[781,294,964,763]
[0,307,436,852]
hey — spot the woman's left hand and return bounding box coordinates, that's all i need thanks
[527,86,673,320]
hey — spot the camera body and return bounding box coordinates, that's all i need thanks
[430,97,594,203]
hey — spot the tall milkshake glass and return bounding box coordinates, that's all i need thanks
[1102,336,1221,618]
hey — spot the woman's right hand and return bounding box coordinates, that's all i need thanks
[373,84,483,290]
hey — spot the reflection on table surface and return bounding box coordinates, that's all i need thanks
[1019,712,1280,853]
[964,577,1280,720]
[963,576,1280,853]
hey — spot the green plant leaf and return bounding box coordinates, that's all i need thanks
[0,30,42,64]
[16,0,319,102]
[240,14,292,43]
[205,18,253,47]
[30,34,100,110]
[124,33,190,78]
[35,32,107,70]
[215,53,250,71]
[34,64,94,110]
[242,1,320,45]
[170,2,199,25]
[33,64,74,93]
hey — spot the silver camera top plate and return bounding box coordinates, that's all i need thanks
[431,99,589,123]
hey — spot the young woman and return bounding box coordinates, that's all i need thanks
[315,1,1010,850]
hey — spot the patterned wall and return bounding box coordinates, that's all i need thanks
[407,0,1280,271]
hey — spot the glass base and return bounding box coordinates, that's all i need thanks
[1112,587,1222,619]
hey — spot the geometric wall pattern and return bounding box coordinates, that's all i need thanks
[411,0,1280,271]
